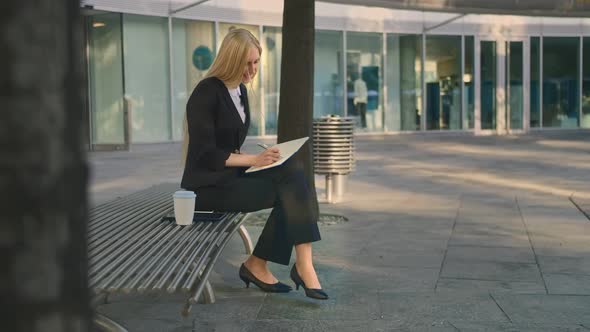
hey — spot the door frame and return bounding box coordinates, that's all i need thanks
[474,35,529,135]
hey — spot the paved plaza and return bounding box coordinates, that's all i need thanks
[91,131,590,331]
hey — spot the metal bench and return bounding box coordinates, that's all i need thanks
[89,183,253,331]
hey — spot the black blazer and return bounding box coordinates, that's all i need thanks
[181,77,250,189]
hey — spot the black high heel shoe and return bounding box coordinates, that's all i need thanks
[239,264,292,293]
[290,264,329,300]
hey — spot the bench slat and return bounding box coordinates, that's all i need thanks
[169,214,237,292]
[88,189,164,232]
[110,222,205,292]
[88,194,171,247]
[89,220,167,278]
[92,224,180,289]
[155,216,233,292]
[88,183,247,309]
[183,214,248,297]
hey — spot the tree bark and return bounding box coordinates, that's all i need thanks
[277,0,318,214]
[0,1,91,331]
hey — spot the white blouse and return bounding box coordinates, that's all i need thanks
[227,86,246,124]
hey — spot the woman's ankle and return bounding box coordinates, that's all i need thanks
[295,260,315,270]
[245,255,267,270]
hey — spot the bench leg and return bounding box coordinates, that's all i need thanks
[187,264,216,305]
[238,225,253,255]
[202,280,216,304]
[94,313,128,332]
[181,280,216,317]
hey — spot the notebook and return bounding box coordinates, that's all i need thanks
[245,137,309,173]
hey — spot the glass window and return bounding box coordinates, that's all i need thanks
[385,34,422,131]
[171,19,215,140]
[385,34,400,131]
[543,37,579,128]
[314,30,344,118]
[508,41,524,130]
[346,32,383,131]
[262,27,282,135]
[480,40,496,130]
[583,37,590,128]
[219,23,262,136]
[425,35,462,130]
[88,13,125,145]
[464,36,474,129]
[530,37,540,128]
[122,14,171,143]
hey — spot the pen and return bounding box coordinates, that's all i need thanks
[257,143,270,150]
[257,143,281,159]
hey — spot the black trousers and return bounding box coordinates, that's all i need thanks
[190,159,321,265]
[356,102,367,128]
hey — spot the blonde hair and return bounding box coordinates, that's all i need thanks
[182,28,262,167]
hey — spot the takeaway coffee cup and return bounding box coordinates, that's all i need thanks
[173,190,196,226]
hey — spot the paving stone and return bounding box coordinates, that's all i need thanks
[377,293,509,323]
[450,322,590,331]
[436,278,546,295]
[444,246,535,264]
[256,290,380,321]
[191,320,254,332]
[349,250,445,268]
[97,300,188,323]
[371,319,459,331]
[452,222,527,236]
[544,273,590,295]
[99,318,193,332]
[322,263,440,293]
[530,237,590,257]
[245,319,381,332]
[538,255,590,275]
[448,234,531,249]
[492,294,590,324]
[440,261,541,282]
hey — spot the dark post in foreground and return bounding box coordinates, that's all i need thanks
[0,1,91,331]
[277,0,319,213]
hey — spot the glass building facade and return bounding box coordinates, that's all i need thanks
[82,2,590,147]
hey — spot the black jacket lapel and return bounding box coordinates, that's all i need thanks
[220,82,247,129]
[240,84,250,130]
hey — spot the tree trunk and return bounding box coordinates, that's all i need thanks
[0,1,91,331]
[277,0,318,213]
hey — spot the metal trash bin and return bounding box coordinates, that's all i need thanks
[312,115,355,203]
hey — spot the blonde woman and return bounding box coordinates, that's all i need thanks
[181,29,327,300]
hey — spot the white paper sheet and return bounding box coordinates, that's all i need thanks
[245,137,309,173]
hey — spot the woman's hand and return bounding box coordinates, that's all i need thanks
[254,147,280,167]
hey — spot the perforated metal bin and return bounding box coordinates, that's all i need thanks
[312,116,355,203]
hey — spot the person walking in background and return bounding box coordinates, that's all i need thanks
[180,28,328,300]
[353,72,368,128]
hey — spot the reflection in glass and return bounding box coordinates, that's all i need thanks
[465,36,475,129]
[88,13,125,144]
[314,30,344,118]
[346,32,383,131]
[508,41,523,129]
[385,34,399,131]
[425,35,462,130]
[530,37,540,128]
[583,37,590,128]
[172,19,215,140]
[262,27,282,135]
[384,34,422,131]
[219,23,261,135]
[543,37,579,128]
[480,41,496,130]
[123,14,171,142]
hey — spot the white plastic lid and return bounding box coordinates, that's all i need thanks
[173,190,196,198]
